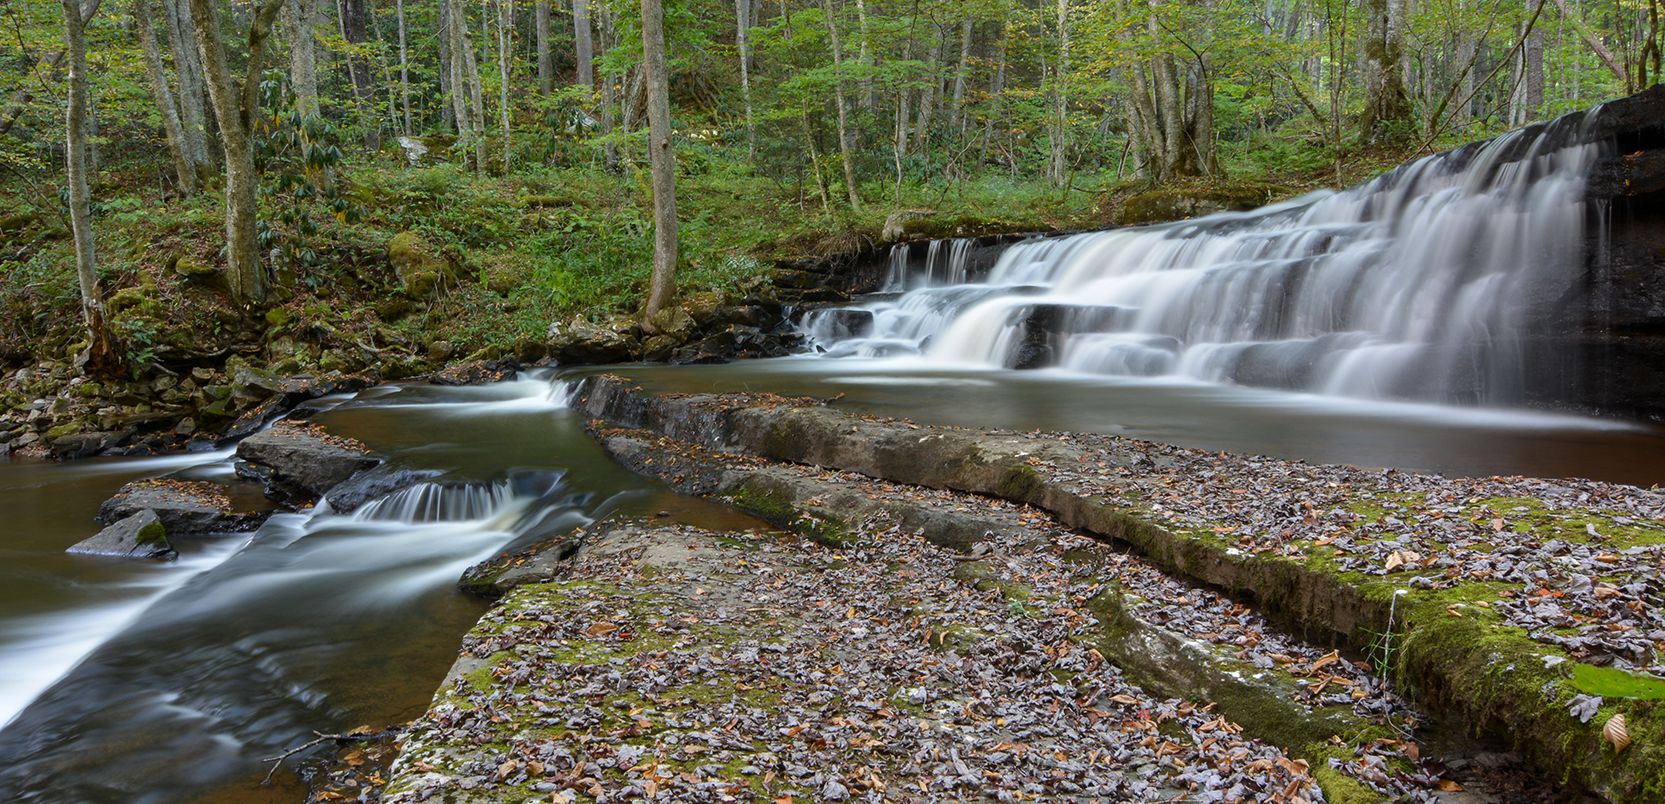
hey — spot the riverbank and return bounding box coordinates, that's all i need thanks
[358,375,1662,801]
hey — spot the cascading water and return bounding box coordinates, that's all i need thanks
[802,113,1609,406]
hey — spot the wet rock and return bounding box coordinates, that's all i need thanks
[98,479,267,536]
[236,421,381,505]
[68,509,175,560]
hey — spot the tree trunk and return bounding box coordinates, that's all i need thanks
[1361,0,1411,142]
[497,0,513,172]
[913,28,940,152]
[855,0,874,110]
[61,0,120,374]
[1047,0,1070,187]
[446,0,483,169]
[978,23,1006,166]
[573,0,595,88]
[190,0,286,306]
[949,17,972,135]
[396,0,410,133]
[640,0,678,327]
[535,0,553,95]
[822,0,861,208]
[439,0,455,130]
[162,0,213,179]
[132,0,199,196]
[283,0,319,112]
[598,5,618,169]
[736,0,755,158]
[340,0,377,144]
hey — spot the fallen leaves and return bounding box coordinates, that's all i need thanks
[1605,713,1632,753]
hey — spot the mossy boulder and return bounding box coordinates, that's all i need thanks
[171,255,225,289]
[387,231,456,298]
[1114,184,1278,226]
[67,509,176,560]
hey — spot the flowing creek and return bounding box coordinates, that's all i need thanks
[5,104,1665,800]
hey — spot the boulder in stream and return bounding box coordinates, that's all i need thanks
[236,420,381,505]
[97,479,267,536]
[68,509,176,560]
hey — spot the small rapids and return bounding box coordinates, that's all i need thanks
[0,376,638,802]
[800,109,1610,407]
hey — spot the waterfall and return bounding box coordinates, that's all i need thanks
[801,113,1611,406]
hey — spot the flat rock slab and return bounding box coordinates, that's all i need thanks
[68,509,175,560]
[383,520,1322,803]
[237,420,381,505]
[97,478,268,536]
[568,373,1665,802]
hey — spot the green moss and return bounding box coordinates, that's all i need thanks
[135,519,168,547]
[995,462,1042,502]
[1571,664,1665,700]
[950,559,1031,602]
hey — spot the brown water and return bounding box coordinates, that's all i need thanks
[0,361,1660,802]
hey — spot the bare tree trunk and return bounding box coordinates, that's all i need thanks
[163,0,213,179]
[340,0,378,144]
[284,0,319,112]
[949,17,972,135]
[855,0,874,110]
[497,0,513,172]
[190,0,286,306]
[133,0,199,196]
[439,0,455,130]
[913,27,940,152]
[573,0,595,88]
[61,0,120,374]
[640,0,678,327]
[803,109,832,210]
[1047,0,1070,187]
[979,23,1006,166]
[446,0,483,169]
[1361,0,1411,142]
[535,0,553,95]
[736,0,755,158]
[598,6,618,169]
[396,0,411,132]
[822,0,861,208]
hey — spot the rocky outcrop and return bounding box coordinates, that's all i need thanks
[323,465,445,513]
[236,421,381,506]
[97,479,268,536]
[68,509,175,560]
[568,374,1665,802]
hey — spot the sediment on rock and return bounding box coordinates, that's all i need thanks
[235,420,382,507]
[569,373,1665,802]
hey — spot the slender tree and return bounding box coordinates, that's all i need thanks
[132,0,198,196]
[574,0,595,88]
[189,0,287,305]
[284,0,319,113]
[640,0,678,326]
[536,0,554,95]
[60,0,121,373]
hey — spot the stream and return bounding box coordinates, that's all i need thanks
[4,102,1665,800]
[0,364,1661,801]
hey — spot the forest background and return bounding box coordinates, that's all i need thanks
[0,0,1657,377]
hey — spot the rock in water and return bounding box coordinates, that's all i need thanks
[68,509,175,560]
[97,479,268,536]
[236,421,381,505]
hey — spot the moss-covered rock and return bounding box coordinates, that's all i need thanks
[387,231,455,298]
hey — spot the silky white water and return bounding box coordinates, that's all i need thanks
[801,118,1605,406]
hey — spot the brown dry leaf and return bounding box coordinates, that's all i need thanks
[1310,650,1340,672]
[584,621,619,637]
[1437,779,1464,792]
[1605,713,1632,753]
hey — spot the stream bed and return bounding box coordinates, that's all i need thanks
[0,364,1661,801]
